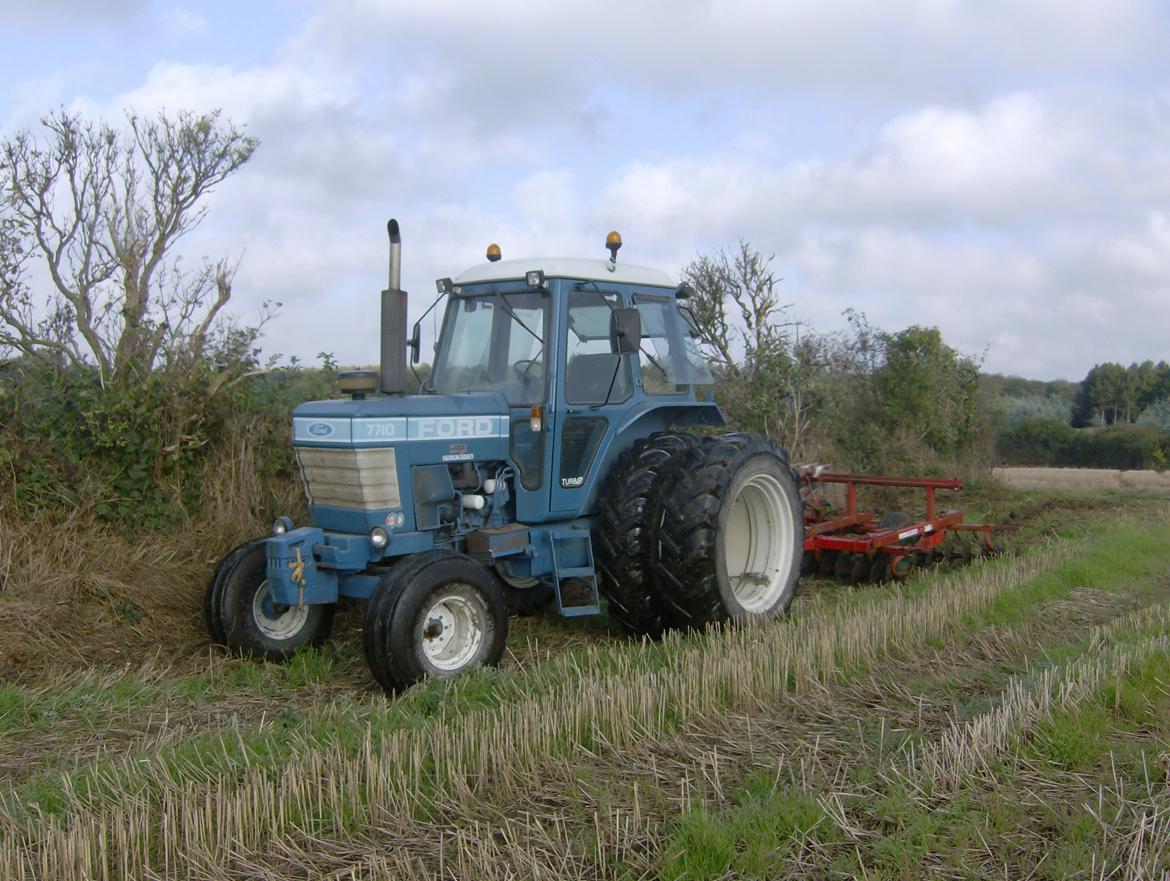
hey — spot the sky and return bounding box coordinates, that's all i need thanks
[2,0,1169,381]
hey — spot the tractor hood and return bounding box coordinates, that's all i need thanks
[292,391,511,448]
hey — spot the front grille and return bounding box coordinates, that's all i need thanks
[295,446,400,510]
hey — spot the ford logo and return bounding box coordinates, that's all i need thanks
[307,422,334,438]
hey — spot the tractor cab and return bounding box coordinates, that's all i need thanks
[428,248,717,524]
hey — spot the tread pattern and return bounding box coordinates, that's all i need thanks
[362,549,458,688]
[204,538,266,646]
[656,432,801,628]
[594,430,700,637]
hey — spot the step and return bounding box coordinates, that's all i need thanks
[556,566,596,580]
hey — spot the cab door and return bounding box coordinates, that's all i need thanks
[548,287,635,516]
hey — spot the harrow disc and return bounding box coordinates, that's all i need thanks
[848,553,871,584]
[817,551,839,577]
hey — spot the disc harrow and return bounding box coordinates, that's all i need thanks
[798,468,1016,584]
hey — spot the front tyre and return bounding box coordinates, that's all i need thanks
[363,555,508,693]
[219,543,335,662]
[205,537,264,646]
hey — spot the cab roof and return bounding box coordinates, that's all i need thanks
[452,257,676,289]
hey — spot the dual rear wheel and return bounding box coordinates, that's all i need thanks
[597,431,804,635]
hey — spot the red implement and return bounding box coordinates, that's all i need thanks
[798,469,1015,582]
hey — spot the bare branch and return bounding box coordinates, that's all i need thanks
[0,108,261,388]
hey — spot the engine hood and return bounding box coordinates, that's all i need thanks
[293,392,511,447]
[295,391,508,420]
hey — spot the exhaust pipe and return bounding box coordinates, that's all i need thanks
[387,218,401,289]
[380,219,408,396]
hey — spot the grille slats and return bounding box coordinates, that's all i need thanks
[295,447,400,510]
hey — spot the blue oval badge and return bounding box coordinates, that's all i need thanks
[307,422,335,438]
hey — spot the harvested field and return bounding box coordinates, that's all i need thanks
[1,493,1169,879]
[994,466,1170,493]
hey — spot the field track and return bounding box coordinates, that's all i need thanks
[1,493,1169,879]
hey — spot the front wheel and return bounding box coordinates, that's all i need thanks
[363,554,508,693]
[217,543,335,662]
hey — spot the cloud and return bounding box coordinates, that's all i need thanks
[158,6,208,39]
[6,1,1170,380]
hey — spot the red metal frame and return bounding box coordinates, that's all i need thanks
[800,471,1013,564]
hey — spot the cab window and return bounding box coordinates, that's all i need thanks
[431,291,548,405]
[564,289,632,405]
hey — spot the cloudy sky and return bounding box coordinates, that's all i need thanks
[3,0,1168,381]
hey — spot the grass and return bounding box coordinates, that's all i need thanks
[1,496,1168,878]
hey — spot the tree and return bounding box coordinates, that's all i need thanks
[0,109,260,388]
[1137,399,1170,434]
[681,242,814,449]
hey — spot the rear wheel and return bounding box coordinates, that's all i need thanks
[595,431,700,637]
[363,554,508,693]
[218,543,335,662]
[657,433,803,627]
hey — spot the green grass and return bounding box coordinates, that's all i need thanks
[657,517,1170,880]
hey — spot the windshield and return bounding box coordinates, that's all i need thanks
[431,291,548,404]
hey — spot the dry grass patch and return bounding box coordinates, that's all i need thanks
[994,467,1170,493]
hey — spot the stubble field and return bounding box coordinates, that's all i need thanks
[1,486,1170,879]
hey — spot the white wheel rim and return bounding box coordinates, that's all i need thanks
[251,580,310,640]
[724,471,796,613]
[420,587,486,672]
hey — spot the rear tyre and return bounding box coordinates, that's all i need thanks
[657,433,803,628]
[220,544,335,662]
[363,554,508,693]
[595,431,701,637]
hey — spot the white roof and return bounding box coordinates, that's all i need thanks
[452,257,676,288]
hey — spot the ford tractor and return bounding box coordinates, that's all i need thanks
[205,221,804,692]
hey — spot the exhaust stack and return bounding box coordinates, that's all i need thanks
[380,219,408,396]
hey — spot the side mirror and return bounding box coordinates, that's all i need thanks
[408,322,422,364]
[610,307,641,355]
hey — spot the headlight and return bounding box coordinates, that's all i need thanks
[370,527,390,549]
[272,516,294,535]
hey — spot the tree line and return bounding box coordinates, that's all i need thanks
[3,107,1163,532]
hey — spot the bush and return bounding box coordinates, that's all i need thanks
[996,418,1167,469]
[0,361,334,528]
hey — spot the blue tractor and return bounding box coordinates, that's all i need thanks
[206,222,803,692]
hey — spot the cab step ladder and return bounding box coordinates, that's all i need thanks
[549,528,600,617]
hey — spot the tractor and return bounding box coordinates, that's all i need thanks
[205,221,804,692]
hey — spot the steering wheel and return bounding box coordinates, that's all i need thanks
[513,359,543,381]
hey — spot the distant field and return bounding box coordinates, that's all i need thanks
[994,466,1170,492]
